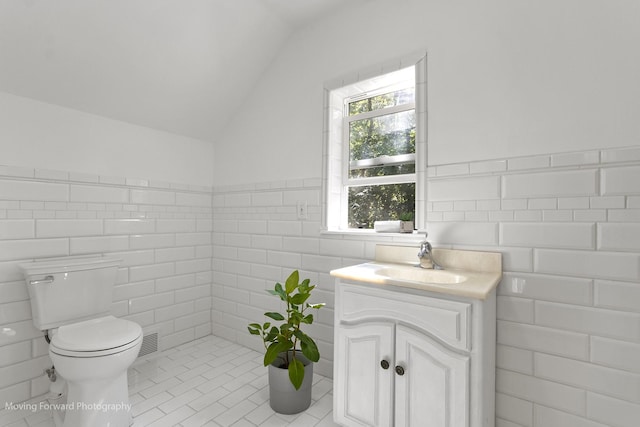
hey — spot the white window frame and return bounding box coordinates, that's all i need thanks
[342,84,416,229]
[322,53,428,233]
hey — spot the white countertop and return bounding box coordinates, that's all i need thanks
[330,246,502,300]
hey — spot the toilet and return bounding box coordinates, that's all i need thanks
[20,256,142,427]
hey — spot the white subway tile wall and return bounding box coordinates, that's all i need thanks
[2,145,640,427]
[0,169,213,404]
[424,147,640,427]
[212,180,423,380]
[213,146,640,427]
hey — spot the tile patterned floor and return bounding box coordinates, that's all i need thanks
[0,335,337,427]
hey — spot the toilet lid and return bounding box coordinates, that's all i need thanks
[51,316,142,352]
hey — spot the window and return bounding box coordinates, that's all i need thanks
[346,84,416,228]
[323,55,427,232]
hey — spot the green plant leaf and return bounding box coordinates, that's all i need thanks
[247,326,261,335]
[265,326,279,342]
[264,312,285,321]
[296,332,320,362]
[290,311,303,324]
[288,358,305,390]
[272,282,287,301]
[301,314,313,324]
[264,341,290,367]
[308,303,326,310]
[262,322,271,330]
[291,292,310,305]
[285,270,299,295]
[274,282,283,294]
[299,278,311,292]
[278,331,295,345]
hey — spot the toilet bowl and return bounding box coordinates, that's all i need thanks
[48,316,142,427]
[19,256,143,427]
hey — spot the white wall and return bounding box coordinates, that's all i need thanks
[213,147,640,427]
[0,168,213,404]
[212,1,640,426]
[0,92,215,187]
[0,90,217,404]
[425,149,640,427]
[215,0,640,185]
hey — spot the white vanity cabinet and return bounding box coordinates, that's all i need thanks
[333,279,496,427]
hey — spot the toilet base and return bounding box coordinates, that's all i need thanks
[48,330,141,427]
[47,392,65,427]
[59,371,133,427]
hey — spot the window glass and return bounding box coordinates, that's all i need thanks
[348,88,415,116]
[345,86,416,229]
[348,183,416,229]
[348,110,416,179]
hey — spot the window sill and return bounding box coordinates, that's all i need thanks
[321,228,425,238]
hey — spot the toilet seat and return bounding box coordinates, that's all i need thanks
[50,315,142,358]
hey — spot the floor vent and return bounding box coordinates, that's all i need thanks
[137,332,159,358]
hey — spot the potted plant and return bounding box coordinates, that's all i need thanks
[248,270,325,414]
[399,212,414,233]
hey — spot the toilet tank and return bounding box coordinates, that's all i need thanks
[19,256,121,331]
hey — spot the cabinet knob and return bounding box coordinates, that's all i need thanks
[395,365,405,376]
[380,360,390,370]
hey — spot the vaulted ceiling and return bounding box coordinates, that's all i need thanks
[0,0,364,142]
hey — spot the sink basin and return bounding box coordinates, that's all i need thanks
[331,247,502,299]
[376,265,467,285]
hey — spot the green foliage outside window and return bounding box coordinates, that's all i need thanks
[348,88,414,116]
[347,88,416,229]
[349,183,416,229]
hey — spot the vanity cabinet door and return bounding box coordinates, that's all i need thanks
[334,322,395,427]
[394,325,470,427]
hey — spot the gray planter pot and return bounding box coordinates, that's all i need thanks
[400,221,414,233]
[268,351,313,414]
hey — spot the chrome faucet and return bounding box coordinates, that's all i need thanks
[418,233,443,270]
